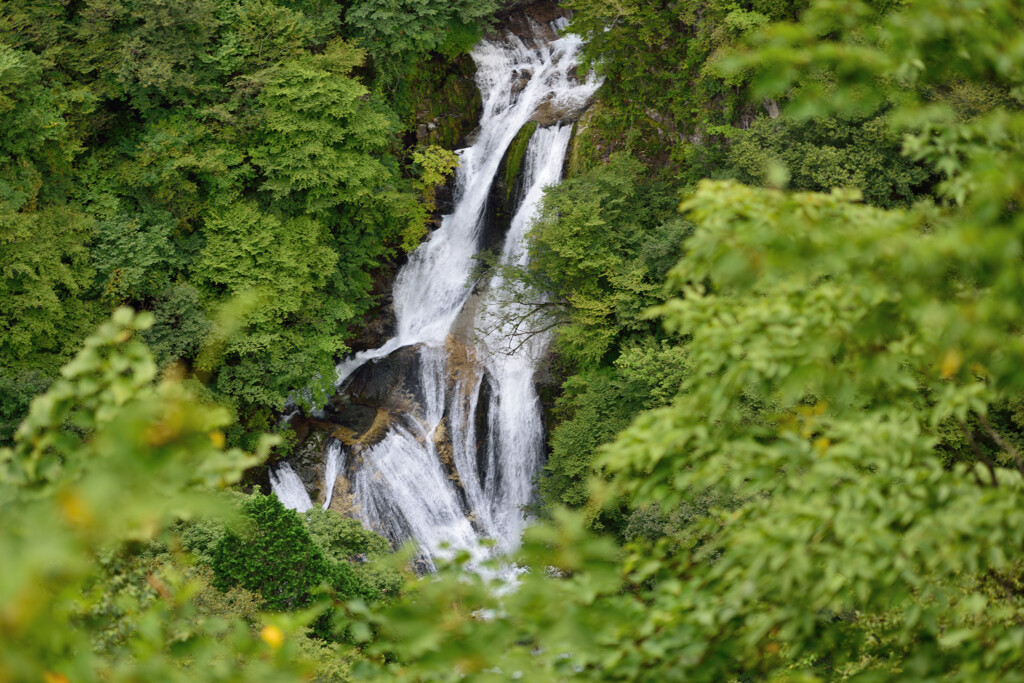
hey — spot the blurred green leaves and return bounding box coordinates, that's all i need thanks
[0,309,320,681]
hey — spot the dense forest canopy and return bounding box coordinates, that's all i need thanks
[0,0,479,446]
[3,0,1024,681]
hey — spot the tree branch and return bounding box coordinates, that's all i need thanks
[974,411,1024,478]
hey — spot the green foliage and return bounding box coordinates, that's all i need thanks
[208,492,396,616]
[338,2,1024,681]
[0,41,91,210]
[527,152,684,367]
[211,492,339,611]
[304,507,392,562]
[539,341,691,518]
[411,144,460,217]
[0,206,101,368]
[304,507,404,599]
[73,0,223,108]
[0,309,327,681]
[91,209,185,304]
[143,284,212,366]
[562,0,770,167]
[1,0,475,438]
[344,0,497,84]
[0,368,51,446]
[209,0,330,78]
[727,112,937,206]
[249,42,396,215]
[80,545,265,655]
[193,201,343,407]
[1,308,251,489]
[295,636,356,683]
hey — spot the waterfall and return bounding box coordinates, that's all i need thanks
[272,19,599,570]
[321,440,344,510]
[269,462,313,513]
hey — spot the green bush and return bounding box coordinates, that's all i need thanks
[727,113,937,207]
[211,493,337,611]
[210,493,393,613]
[304,508,404,600]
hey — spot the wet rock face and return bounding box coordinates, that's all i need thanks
[288,423,330,502]
[327,475,356,516]
[310,346,427,456]
[498,0,571,41]
[344,345,424,410]
[473,373,494,487]
[333,403,377,436]
[482,168,515,254]
[481,119,540,253]
[530,94,595,126]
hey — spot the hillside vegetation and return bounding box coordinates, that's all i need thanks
[4,1,1024,681]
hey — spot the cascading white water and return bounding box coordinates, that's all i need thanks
[471,123,574,552]
[272,19,599,571]
[269,462,313,513]
[321,440,343,510]
[333,22,597,386]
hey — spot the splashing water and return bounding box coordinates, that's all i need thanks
[269,462,313,513]
[321,440,344,511]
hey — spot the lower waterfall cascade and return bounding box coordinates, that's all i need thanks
[271,17,600,572]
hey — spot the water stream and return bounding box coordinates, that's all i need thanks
[272,19,598,571]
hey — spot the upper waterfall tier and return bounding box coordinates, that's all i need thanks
[393,21,597,346]
[332,22,598,386]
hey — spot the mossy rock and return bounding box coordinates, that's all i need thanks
[566,106,607,178]
[405,53,483,150]
[504,120,538,203]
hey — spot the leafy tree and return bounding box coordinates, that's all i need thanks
[344,0,497,84]
[211,493,342,611]
[0,0,465,441]
[186,496,399,611]
[524,152,682,367]
[143,283,212,366]
[72,0,223,109]
[209,0,328,78]
[193,201,347,408]
[0,42,91,210]
[0,207,104,442]
[305,507,405,599]
[0,208,99,364]
[539,340,691,521]
[562,0,775,168]
[304,507,392,562]
[0,308,324,680]
[247,41,399,216]
[91,209,184,304]
[727,112,937,207]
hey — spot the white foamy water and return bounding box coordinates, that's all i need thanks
[269,462,313,513]
[321,440,344,510]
